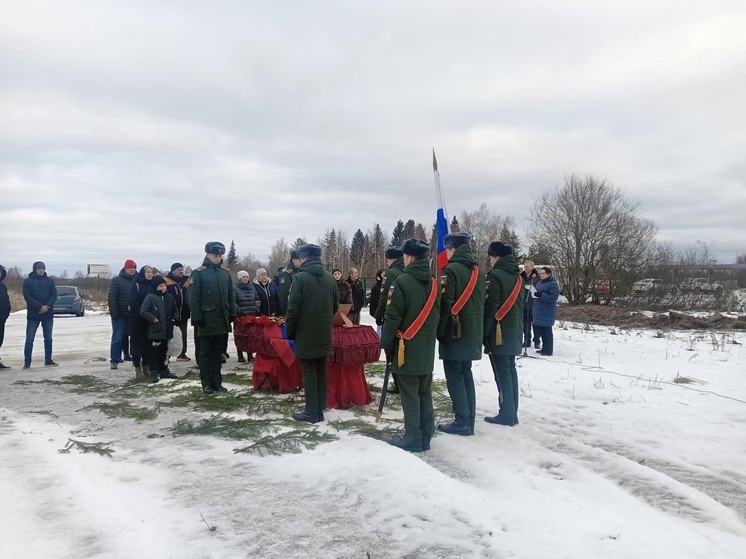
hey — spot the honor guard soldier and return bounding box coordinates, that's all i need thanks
[381,238,440,452]
[483,241,523,426]
[374,245,405,393]
[277,248,302,314]
[188,242,236,394]
[285,244,338,423]
[436,232,485,436]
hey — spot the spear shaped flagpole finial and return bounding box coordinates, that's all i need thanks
[432,148,438,172]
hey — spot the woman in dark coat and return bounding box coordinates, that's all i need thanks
[332,268,352,305]
[234,270,259,362]
[253,268,282,316]
[531,266,560,356]
[368,268,386,336]
[129,265,153,377]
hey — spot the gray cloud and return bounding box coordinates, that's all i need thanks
[2,0,745,275]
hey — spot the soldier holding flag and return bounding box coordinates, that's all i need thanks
[436,232,485,436]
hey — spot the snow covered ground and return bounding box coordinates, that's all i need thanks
[1,309,745,559]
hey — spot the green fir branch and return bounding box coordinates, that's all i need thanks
[233,430,338,456]
[58,438,115,458]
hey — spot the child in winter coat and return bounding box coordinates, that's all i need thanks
[140,275,179,383]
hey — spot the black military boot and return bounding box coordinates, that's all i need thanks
[292,411,321,424]
[436,422,471,436]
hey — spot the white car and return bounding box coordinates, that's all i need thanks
[680,278,724,295]
[632,279,668,293]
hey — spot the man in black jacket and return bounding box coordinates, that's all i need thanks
[108,259,136,370]
[521,260,541,350]
[22,261,58,368]
[0,265,11,369]
[165,262,191,361]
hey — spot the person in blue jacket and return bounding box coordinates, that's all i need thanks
[22,261,58,368]
[530,266,560,356]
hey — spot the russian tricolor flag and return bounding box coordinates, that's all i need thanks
[433,149,449,273]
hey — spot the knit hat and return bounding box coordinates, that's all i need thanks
[384,246,403,259]
[0,265,6,282]
[444,232,471,249]
[332,268,342,275]
[124,259,137,270]
[204,241,226,256]
[170,262,184,272]
[33,261,46,271]
[298,244,322,258]
[488,241,513,257]
[151,275,166,289]
[237,270,249,280]
[290,248,301,260]
[401,238,430,259]
[255,268,268,277]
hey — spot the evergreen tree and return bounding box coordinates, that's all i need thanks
[372,223,386,270]
[414,223,427,240]
[450,215,460,233]
[226,240,238,272]
[390,220,405,247]
[499,224,522,258]
[402,219,416,241]
[291,237,308,249]
[322,229,338,270]
[350,229,365,265]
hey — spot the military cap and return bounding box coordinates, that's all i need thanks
[401,238,430,259]
[290,248,302,260]
[298,243,322,258]
[444,232,472,249]
[384,246,403,259]
[487,241,513,257]
[205,241,226,256]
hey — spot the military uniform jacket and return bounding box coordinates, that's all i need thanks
[483,255,523,356]
[277,262,298,314]
[381,258,441,376]
[374,258,404,325]
[285,257,338,359]
[437,244,485,361]
[188,258,236,337]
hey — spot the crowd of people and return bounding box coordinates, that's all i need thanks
[0,238,561,453]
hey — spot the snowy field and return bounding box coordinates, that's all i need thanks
[0,309,745,559]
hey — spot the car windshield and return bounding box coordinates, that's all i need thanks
[57,286,76,296]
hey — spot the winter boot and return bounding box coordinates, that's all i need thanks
[135,366,145,380]
[237,351,246,363]
[150,369,160,383]
[0,360,10,370]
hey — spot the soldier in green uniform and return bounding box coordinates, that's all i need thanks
[483,241,523,426]
[277,248,302,314]
[436,232,485,436]
[375,245,405,394]
[285,244,338,423]
[381,239,440,452]
[187,242,237,394]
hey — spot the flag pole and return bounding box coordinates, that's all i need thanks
[433,148,449,274]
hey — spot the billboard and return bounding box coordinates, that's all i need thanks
[87,264,110,275]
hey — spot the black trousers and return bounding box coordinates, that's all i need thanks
[148,339,169,375]
[535,325,554,355]
[523,308,540,348]
[198,334,228,389]
[177,319,189,356]
[0,321,5,350]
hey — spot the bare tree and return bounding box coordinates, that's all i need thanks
[529,174,657,305]
[459,203,517,266]
[267,238,289,278]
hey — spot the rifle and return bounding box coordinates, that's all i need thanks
[375,357,393,422]
[484,339,504,404]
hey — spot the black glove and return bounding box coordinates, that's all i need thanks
[532,291,541,299]
[194,318,206,327]
[229,315,237,323]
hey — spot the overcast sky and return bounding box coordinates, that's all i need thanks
[1,0,744,276]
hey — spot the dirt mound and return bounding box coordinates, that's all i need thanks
[557,305,746,331]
